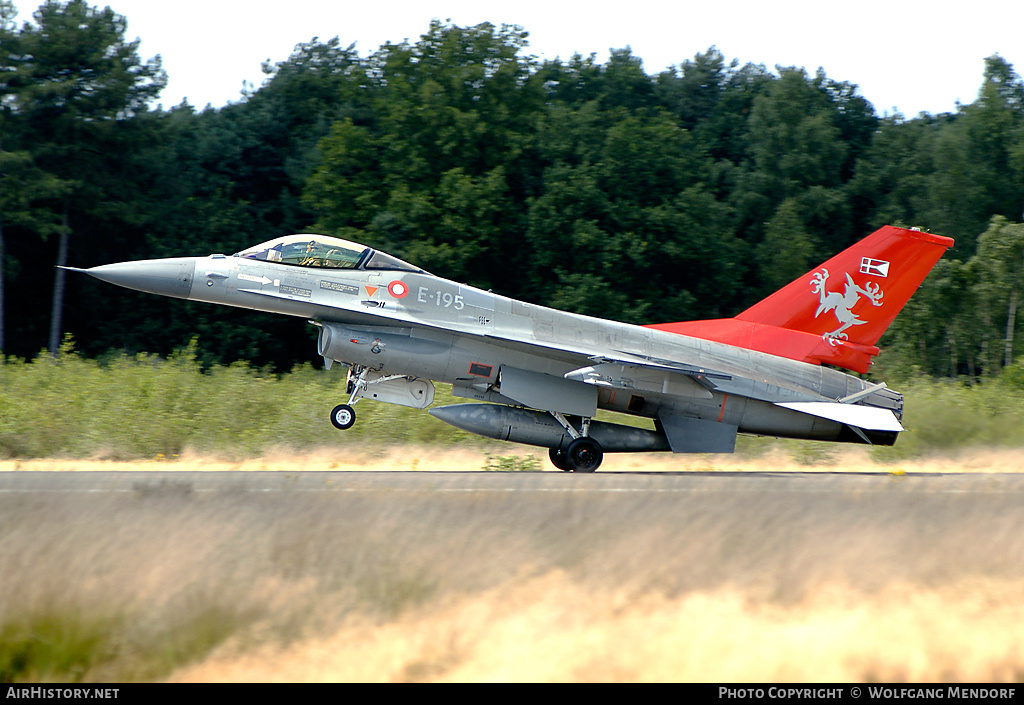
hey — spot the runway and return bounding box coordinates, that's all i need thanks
[4,467,1024,495]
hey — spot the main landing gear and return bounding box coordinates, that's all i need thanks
[549,437,603,473]
[547,412,604,472]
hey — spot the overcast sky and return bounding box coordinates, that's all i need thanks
[19,0,1024,116]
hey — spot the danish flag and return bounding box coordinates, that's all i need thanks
[859,257,890,278]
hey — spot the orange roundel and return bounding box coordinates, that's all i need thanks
[388,281,409,298]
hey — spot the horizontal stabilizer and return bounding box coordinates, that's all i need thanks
[775,402,904,432]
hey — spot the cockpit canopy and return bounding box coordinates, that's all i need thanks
[234,234,423,273]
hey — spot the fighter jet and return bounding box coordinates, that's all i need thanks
[66,225,953,471]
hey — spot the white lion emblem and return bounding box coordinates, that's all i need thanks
[810,269,883,345]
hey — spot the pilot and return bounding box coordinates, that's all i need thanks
[299,240,322,267]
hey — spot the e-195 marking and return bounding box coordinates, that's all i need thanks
[418,286,465,310]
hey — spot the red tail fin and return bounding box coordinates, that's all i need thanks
[646,226,954,373]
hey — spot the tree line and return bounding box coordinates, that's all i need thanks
[2,0,1024,379]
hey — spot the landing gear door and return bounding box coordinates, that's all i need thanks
[350,370,436,409]
[499,366,598,418]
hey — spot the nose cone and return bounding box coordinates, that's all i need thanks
[76,257,197,299]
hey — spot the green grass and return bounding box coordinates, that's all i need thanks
[0,601,253,683]
[869,372,1024,461]
[483,453,542,472]
[0,608,122,683]
[4,340,1024,460]
[0,339,482,460]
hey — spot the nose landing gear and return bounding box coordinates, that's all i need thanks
[328,365,367,431]
[330,403,356,430]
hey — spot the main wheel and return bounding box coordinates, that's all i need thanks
[549,447,573,472]
[566,437,603,473]
[330,403,356,430]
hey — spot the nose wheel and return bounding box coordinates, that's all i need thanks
[330,403,356,430]
[330,366,367,431]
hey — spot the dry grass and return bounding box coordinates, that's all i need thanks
[171,575,1024,683]
[3,448,1024,682]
